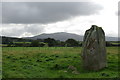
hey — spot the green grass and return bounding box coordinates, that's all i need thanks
[111,42,120,45]
[13,42,31,44]
[2,47,119,78]
[0,47,2,79]
[0,44,7,47]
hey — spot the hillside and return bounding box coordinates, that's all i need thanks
[24,32,119,41]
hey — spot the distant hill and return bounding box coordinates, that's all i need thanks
[24,32,119,41]
[106,36,119,41]
[24,32,83,41]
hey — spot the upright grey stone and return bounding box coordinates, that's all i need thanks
[82,25,107,71]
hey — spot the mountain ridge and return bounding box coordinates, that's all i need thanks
[23,32,119,41]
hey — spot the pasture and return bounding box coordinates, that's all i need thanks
[2,47,119,78]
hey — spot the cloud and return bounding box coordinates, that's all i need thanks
[2,27,25,37]
[24,24,45,35]
[1,24,45,37]
[2,2,103,24]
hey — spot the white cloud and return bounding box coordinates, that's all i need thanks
[2,24,45,37]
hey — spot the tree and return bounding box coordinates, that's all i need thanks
[31,40,39,47]
[60,41,66,47]
[44,38,57,47]
[65,39,79,47]
[39,42,47,47]
[78,41,82,47]
[7,41,13,47]
[106,41,112,47]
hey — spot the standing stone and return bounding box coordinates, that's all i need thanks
[82,25,107,71]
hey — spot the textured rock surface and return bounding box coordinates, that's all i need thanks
[82,25,107,71]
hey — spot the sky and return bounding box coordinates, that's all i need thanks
[1,0,119,38]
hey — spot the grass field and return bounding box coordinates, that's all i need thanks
[2,47,119,78]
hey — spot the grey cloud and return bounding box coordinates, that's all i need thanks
[2,2,103,24]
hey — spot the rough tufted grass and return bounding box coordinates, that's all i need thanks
[2,47,119,78]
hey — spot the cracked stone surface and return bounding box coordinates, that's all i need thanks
[82,25,107,71]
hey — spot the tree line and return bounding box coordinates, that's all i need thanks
[1,36,120,47]
[2,37,82,47]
